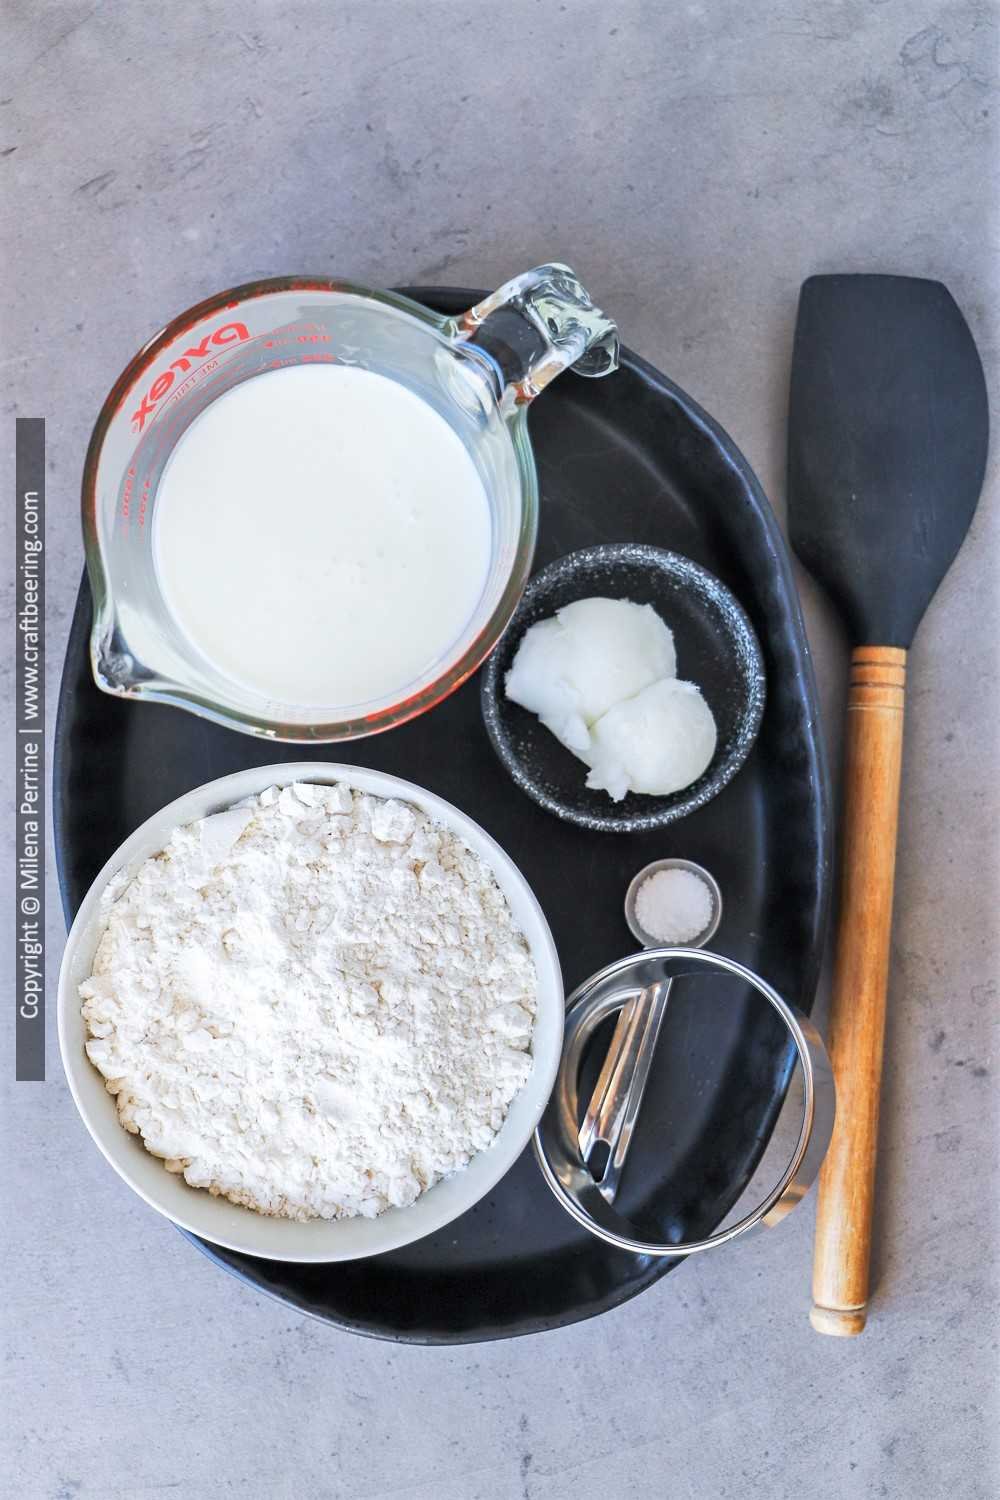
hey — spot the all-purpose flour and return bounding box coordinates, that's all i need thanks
[81,783,538,1220]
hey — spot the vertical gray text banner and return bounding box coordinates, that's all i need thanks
[16,418,45,1081]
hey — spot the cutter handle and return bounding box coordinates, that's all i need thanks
[811,647,907,1336]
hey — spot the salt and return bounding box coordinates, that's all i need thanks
[635,867,714,944]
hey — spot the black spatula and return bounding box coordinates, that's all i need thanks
[788,274,988,1336]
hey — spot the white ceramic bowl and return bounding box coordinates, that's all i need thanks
[58,762,563,1263]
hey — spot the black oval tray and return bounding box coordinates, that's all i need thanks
[54,287,831,1343]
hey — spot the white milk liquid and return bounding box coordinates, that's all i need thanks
[154,364,492,707]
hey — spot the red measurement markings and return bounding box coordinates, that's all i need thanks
[120,465,136,520]
[137,474,153,528]
[263,352,336,372]
[262,330,331,349]
[130,320,331,433]
[119,324,336,524]
[159,358,220,421]
[130,321,251,432]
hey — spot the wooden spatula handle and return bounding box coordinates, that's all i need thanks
[811,645,907,1336]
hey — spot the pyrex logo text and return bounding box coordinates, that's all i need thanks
[131,321,250,431]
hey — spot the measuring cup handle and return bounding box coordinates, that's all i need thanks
[447,264,619,407]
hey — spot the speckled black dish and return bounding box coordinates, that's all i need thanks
[482,545,766,832]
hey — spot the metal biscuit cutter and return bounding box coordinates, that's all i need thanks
[534,948,835,1257]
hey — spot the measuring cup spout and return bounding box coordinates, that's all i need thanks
[447,264,620,411]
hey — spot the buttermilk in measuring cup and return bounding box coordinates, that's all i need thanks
[153,365,491,708]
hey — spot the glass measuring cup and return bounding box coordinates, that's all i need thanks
[82,264,619,741]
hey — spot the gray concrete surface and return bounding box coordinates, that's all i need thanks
[2,2,998,1497]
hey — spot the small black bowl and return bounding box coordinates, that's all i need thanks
[480,544,766,833]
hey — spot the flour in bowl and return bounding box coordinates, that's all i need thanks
[80,782,538,1220]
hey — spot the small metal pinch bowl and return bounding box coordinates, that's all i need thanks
[624,857,722,949]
